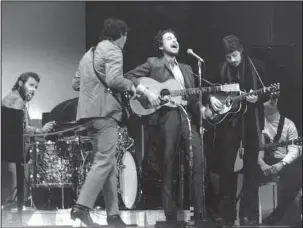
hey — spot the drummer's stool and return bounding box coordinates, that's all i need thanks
[258,178,279,224]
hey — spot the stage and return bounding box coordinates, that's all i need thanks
[1,208,298,228]
[2,208,190,227]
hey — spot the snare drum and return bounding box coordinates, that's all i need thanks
[116,151,140,209]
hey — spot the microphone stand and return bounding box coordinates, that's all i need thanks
[198,60,207,220]
[186,60,218,228]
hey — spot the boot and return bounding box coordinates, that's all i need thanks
[71,204,110,227]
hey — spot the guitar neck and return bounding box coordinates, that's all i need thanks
[170,86,224,96]
[262,139,299,150]
[233,87,268,103]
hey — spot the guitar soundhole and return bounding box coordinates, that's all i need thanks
[160,89,170,97]
[226,97,232,107]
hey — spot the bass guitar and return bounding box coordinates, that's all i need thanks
[206,83,280,125]
[129,77,240,116]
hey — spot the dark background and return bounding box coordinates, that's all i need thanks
[86,1,302,134]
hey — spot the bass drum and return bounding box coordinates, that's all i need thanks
[116,151,140,209]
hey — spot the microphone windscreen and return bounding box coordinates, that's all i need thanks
[187,49,193,54]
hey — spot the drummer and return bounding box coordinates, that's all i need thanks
[2,72,55,207]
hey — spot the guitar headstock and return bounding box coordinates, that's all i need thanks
[267,83,280,94]
[221,83,240,92]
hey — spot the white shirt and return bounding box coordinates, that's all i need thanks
[168,59,185,89]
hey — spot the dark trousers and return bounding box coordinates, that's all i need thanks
[1,162,30,205]
[210,126,240,222]
[249,157,302,222]
[239,146,260,220]
[155,108,204,219]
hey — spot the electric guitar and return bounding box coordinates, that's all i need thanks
[261,134,302,154]
[206,83,280,125]
[129,77,240,116]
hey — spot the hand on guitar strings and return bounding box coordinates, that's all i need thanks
[160,95,185,106]
[246,89,259,103]
[129,85,137,100]
[145,89,161,106]
[209,95,223,112]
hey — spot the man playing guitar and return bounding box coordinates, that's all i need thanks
[207,35,268,226]
[125,29,211,225]
[259,97,302,225]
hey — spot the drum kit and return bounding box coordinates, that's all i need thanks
[28,126,141,210]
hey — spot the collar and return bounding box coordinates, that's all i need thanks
[164,56,178,67]
[265,112,280,123]
[102,40,121,50]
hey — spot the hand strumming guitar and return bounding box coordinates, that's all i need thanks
[209,95,223,112]
[136,84,161,106]
[129,85,137,100]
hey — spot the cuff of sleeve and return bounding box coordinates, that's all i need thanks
[281,158,290,165]
[137,84,148,94]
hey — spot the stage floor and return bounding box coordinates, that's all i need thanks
[2,208,189,227]
[1,207,297,228]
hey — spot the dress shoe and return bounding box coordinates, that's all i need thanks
[107,214,137,228]
[155,216,182,228]
[71,204,107,227]
[214,217,234,227]
[240,216,259,225]
[262,214,279,225]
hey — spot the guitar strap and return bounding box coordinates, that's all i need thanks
[91,46,124,108]
[273,115,285,143]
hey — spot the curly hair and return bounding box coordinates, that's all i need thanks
[222,34,243,55]
[98,17,129,42]
[12,72,40,91]
[153,29,178,53]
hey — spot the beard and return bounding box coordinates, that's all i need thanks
[19,85,33,101]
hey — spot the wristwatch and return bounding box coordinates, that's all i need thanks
[281,161,287,167]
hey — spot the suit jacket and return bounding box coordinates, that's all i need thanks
[124,56,201,126]
[72,40,133,122]
[214,56,267,147]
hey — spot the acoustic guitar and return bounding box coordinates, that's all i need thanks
[129,77,240,116]
[206,83,280,125]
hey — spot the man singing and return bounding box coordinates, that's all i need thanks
[2,72,55,206]
[259,97,302,225]
[71,18,136,228]
[124,29,211,225]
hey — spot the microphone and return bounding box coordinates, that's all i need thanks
[187,49,204,63]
